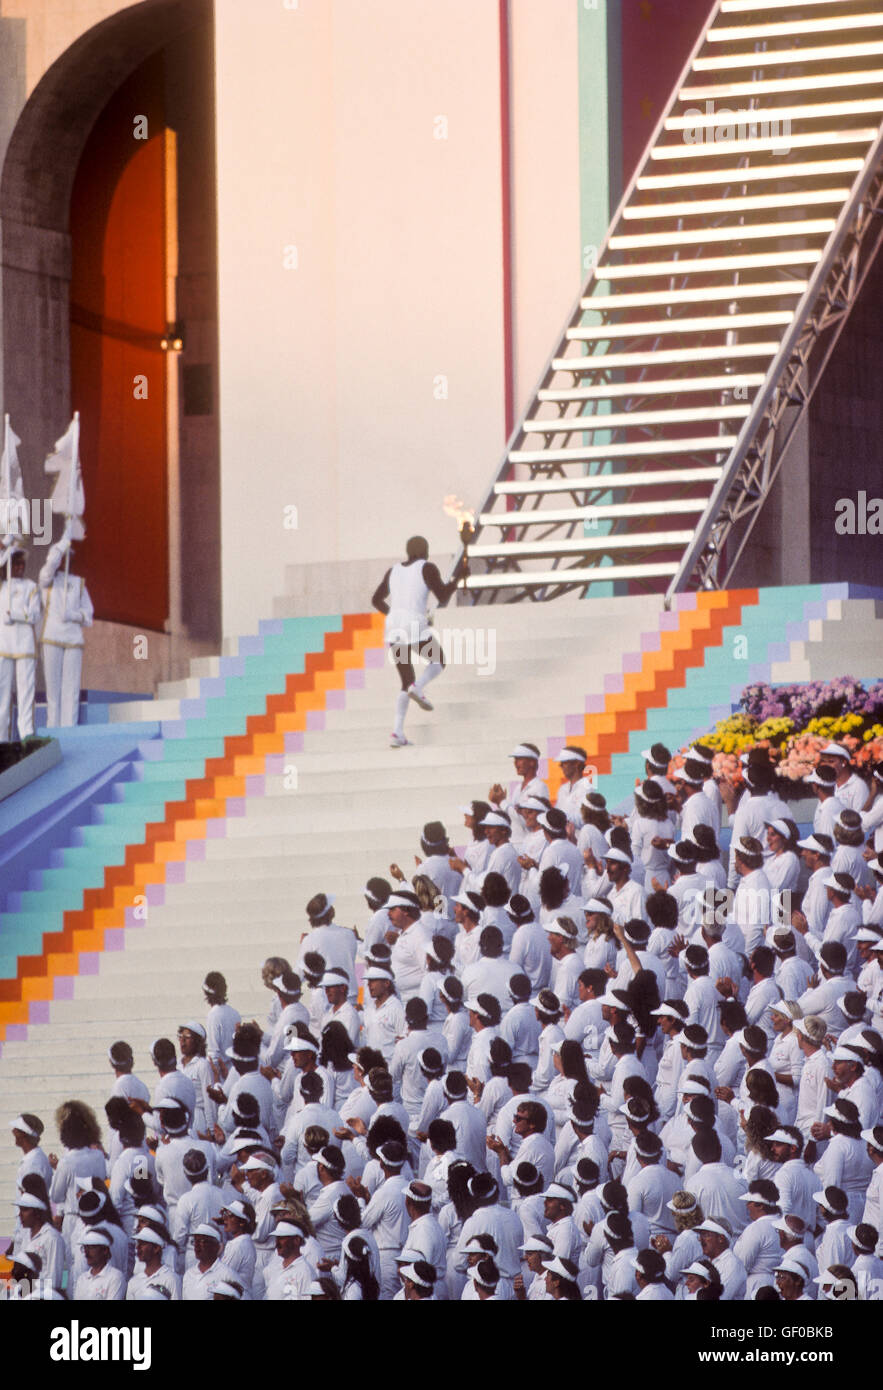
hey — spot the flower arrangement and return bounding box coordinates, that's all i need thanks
[670,677,883,793]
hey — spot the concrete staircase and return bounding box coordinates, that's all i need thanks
[1,582,881,1228]
[0,594,660,1219]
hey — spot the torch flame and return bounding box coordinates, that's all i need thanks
[442,494,476,529]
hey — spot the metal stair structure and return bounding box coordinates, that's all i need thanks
[458,0,883,604]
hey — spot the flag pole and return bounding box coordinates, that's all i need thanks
[3,415,11,604]
[64,411,80,581]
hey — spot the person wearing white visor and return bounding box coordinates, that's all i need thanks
[791,833,835,949]
[127,1227,182,1301]
[860,1125,883,1248]
[859,764,883,855]
[774,1254,814,1301]
[633,1246,674,1300]
[14,1188,65,1292]
[819,743,871,814]
[295,892,358,1001]
[603,844,645,927]
[257,1218,315,1301]
[9,1114,51,1256]
[479,811,521,896]
[553,746,596,831]
[488,744,549,849]
[804,763,845,842]
[74,1229,126,1302]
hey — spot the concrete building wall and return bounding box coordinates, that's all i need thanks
[213,0,511,638]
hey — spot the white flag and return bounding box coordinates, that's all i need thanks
[45,415,85,541]
[0,416,26,542]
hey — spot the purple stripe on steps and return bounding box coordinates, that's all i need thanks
[180,699,207,720]
[6,1025,27,1041]
[55,977,75,999]
[265,755,285,776]
[306,710,326,732]
[146,884,166,906]
[640,630,661,652]
[659,611,680,631]
[346,669,366,690]
[565,715,585,737]
[219,656,245,678]
[227,797,248,815]
[585,694,605,714]
[604,674,624,694]
[165,862,186,884]
[105,929,125,951]
[79,954,100,975]
[285,733,305,753]
[186,841,206,861]
[622,652,643,673]
[244,778,265,798]
[364,647,385,669]
[326,690,346,710]
[206,819,227,839]
[29,1001,50,1024]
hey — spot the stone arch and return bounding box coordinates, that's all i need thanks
[0,0,219,658]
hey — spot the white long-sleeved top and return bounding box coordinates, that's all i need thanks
[814,1135,874,1223]
[0,576,40,657]
[74,1263,127,1301]
[38,542,93,647]
[795,1046,831,1141]
[486,840,522,894]
[626,1162,681,1236]
[685,1161,748,1235]
[836,773,871,813]
[363,993,406,1063]
[774,1157,820,1231]
[733,1214,783,1297]
[500,1000,542,1067]
[797,972,855,1037]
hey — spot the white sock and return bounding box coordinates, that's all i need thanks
[414,661,443,695]
[394,691,409,737]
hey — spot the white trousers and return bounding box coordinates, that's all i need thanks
[0,655,36,738]
[42,643,83,727]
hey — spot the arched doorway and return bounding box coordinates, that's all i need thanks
[0,0,220,666]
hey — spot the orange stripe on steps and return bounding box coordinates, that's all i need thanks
[0,612,386,1040]
[546,589,758,800]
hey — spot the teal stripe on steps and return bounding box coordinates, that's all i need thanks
[598,586,826,808]
[0,616,345,978]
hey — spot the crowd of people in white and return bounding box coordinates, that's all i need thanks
[7,737,883,1301]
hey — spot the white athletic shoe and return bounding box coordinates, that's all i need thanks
[389,732,411,748]
[407,684,433,712]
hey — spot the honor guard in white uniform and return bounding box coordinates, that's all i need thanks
[0,543,41,738]
[39,533,93,727]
